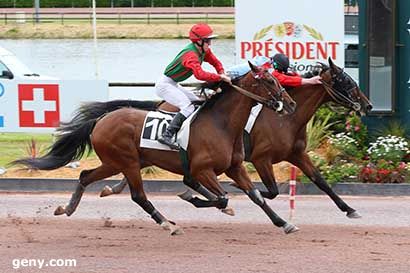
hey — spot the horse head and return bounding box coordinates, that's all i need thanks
[245,61,296,114]
[319,57,373,116]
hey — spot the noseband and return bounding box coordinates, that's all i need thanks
[231,71,285,110]
[320,70,361,111]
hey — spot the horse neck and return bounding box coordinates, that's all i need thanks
[288,84,330,127]
[207,84,255,136]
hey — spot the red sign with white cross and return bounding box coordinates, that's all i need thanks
[18,84,60,127]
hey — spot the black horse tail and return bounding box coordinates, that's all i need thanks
[11,100,160,170]
[71,100,160,122]
[11,100,159,170]
[11,118,96,170]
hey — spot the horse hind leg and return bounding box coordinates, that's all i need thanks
[252,159,280,200]
[123,165,183,236]
[100,177,128,197]
[54,164,118,216]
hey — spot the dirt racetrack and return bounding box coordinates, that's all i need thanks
[1,194,410,273]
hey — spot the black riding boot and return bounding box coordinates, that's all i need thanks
[157,112,187,150]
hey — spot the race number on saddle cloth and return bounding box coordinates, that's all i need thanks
[139,109,198,151]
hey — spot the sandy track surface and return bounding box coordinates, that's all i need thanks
[1,194,410,273]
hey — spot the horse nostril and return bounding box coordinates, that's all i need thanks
[366,104,373,111]
[290,101,297,109]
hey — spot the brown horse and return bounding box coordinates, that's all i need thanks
[99,58,372,219]
[13,62,298,235]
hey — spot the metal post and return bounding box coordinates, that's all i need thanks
[176,13,179,24]
[61,13,64,25]
[147,13,150,24]
[131,0,134,8]
[34,0,40,23]
[92,0,99,79]
[5,13,7,25]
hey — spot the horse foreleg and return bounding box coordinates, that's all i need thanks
[189,169,234,215]
[100,177,128,197]
[251,159,280,199]
[55,165,118,216]
[178,175,234,214]
[124,164,183,236]
[289,152,361,218]
[225,165,299,234]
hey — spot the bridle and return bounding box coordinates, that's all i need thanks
[320,69,361,111]
[231,70,286,111]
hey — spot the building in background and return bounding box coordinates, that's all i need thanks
[359,0,410,131]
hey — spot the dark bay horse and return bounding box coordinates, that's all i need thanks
[13,62,298,235]
[100,58,372,219]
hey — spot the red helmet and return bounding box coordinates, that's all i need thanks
[189,23,218,43]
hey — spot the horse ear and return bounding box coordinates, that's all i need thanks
[328,57,337,71]
[248,60,259,72]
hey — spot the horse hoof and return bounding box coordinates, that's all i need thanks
[177,190,193,201]
[160,221,184,236]
[170,226,184,236]
[347,211,362,219]
[54,206,66,216]
[283,223,299,234]
[100,185,113,197]
[221,207,235,216]
[228,182,240,190]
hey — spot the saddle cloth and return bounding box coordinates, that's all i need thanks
[140,109,197,151]
[140,103,263,152]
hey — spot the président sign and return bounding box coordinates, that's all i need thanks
[235,0,344,73]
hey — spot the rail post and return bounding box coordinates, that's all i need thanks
[289,165,297,220]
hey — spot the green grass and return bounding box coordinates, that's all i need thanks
[0,133,54,167]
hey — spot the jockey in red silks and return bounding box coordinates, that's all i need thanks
[268,53,322,87]
[156,23,231,149]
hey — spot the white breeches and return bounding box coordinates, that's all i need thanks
[155,75,200,117]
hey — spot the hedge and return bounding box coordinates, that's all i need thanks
[0,0,234,8]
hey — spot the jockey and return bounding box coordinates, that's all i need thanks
[156,23,232,149]
[270,53,322,87]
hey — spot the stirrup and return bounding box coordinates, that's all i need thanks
[158,137,180,150]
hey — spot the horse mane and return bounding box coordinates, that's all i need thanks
[196,81,233,111]
[193,75,245,111]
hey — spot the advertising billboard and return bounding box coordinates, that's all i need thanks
[236,0,345,74]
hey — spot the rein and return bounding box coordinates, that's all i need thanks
[231,84,282,110]
[320,79,361,111]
